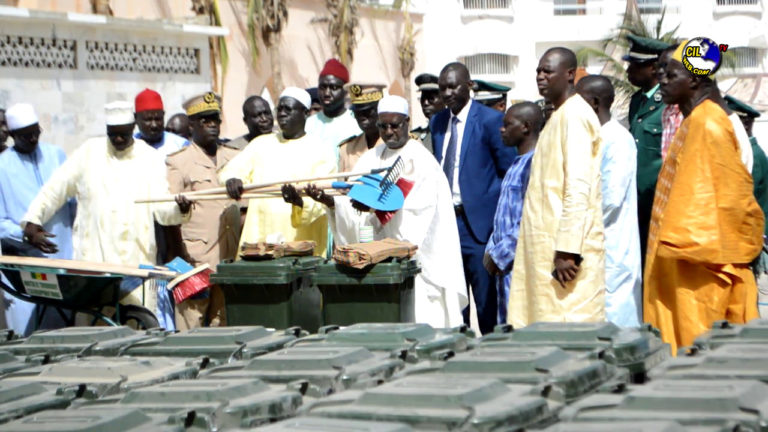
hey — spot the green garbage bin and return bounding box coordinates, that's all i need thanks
[0,326,161,359]
[1,407,183,432]
[305,375,557,430]
[81,378,302,430]
[694,319,768,350]
[256,416,414,431]
[122,326,301,363]
[543,421,686,432]
[211,257,323,332]
[480,322,670,383]
[649,343,768,383]
[289,323,473,363]
[0,350,44,375]
[558,378,768,431]
[201,345,404,398]
[313,259,420,326]
[429,345,627,403]
[1,356,200,400]
[0,381,71,425]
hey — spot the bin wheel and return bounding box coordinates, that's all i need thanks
[117,305,159,329]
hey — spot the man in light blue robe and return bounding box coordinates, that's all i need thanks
[0,103,75,335]
[577,75,642,327]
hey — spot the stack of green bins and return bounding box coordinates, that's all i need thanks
[419,345,628,404]
[256,417,414,431]
[287,323,474,363]
[79,378,303,430]
[304,375,558,430]
[480,322,670,383]
[694,318,768,350]
[1,407,184,432]
[211,257,323,332]
[558,378,768,430]
[200,345,404,398]
[121,326,302,364]
[0,356,201,400]
[0,327,162,359]
[312,259,420,326]
[0,381,71,425]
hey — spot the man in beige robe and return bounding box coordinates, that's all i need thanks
[508,48,605,326]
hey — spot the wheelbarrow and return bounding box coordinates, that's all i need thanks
[0,239,176,330]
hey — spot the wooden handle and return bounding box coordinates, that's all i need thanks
[0,256,177,279]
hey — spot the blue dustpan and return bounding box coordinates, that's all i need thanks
[332,174,405,212]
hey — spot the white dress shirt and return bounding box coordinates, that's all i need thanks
[441,100,473,205]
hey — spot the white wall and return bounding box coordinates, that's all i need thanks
[0,13,213,154]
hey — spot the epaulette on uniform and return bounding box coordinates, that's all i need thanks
[166,146,190,158]
[338,133,362,147]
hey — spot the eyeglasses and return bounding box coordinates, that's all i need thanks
[376,121,406,131]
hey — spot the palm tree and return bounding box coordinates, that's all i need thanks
[247,0,289,96]
[327,0,360,67]
[90,0,113,15]
[191,0,229,94]
[398,0,417,99]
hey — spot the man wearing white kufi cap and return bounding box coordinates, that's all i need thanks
[0,103,74,335]
[306,95,468,327]
[221,87,336,256]
[22,101,192,311]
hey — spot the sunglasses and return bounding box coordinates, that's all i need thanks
[376,121,406,131]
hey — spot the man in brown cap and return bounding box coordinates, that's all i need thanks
[166,92,241,330]
[338,83,384,172]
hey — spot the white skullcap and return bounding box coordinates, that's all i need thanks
[279,87,312,110]
[377,95,409,116]
[105,101,135,126]
[5,103,39,131]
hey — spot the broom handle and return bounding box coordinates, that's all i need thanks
[138,189,345,203]
[135,182,354,204]
[182,168,385,198]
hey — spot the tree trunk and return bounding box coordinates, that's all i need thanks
[269,41,284,97]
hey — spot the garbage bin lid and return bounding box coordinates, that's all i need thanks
[0,407,181,432]
[256,416,414,431]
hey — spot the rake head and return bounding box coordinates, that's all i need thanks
[379,156,404,196]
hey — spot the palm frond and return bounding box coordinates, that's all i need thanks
[247,0,262,66]
[212,0,229,88]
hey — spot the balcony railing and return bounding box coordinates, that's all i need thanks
[554,0,587,15]
[716,0,759,5]
[638,0,663,14]
[462,0,512,9]
[460,53,514,76]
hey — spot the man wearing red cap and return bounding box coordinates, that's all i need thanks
[305,59,362,168]
[134,89,189,156]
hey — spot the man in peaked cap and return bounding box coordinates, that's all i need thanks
[22,101,191,313]
[411,73,445,154]
[165,91,240,330]
[222,87,336,257]
[623,33,672,271]
[337,83,385,172]
[134,88,189,156]
[305,59,362,168]
[0,103,74,335]
[307,95,467,328]
[473,80,511,113]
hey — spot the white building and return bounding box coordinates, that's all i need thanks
[394,0,768,135]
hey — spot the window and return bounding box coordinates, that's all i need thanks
[716,0,758,5]
[638,0,663,14]
[463,0,512,9]
[460,53,513,75]
[554,0,586,15]
[730,47,760,69]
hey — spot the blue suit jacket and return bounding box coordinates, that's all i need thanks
[430,102,517,243]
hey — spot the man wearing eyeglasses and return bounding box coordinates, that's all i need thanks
[0,103,75,335]
[21,101,191,311]
[165,92,240,330]
[306,95,467,328]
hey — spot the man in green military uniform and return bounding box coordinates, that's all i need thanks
[410,73,444,154]
[624,34,672,264]
[725,94,768,317]
[725,94,768,233]
[473,79,511,113]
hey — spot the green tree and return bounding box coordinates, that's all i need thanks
[192,0,229,94]
[398,0,417,99]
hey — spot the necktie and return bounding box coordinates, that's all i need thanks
[443,116,459,192]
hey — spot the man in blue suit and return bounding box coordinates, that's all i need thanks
[430,62,517,333]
